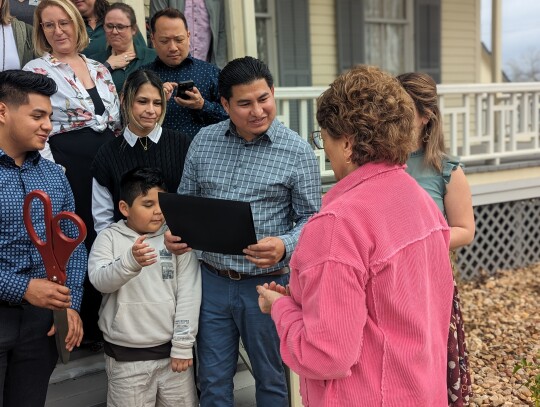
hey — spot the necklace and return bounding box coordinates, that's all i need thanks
[138,136,148,151]
[1,24,5,71]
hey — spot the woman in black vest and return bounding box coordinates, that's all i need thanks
[91,69,191,233]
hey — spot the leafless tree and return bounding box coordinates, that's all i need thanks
[507,48,540,81]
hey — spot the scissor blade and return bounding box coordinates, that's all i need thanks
[53,309,70,364]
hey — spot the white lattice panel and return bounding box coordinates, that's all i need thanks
[456,198,540,280]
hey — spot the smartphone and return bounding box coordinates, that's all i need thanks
[175,80,195,100]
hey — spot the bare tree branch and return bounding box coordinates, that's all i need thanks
[508,47,540,81]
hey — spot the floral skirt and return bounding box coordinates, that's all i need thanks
[447,255,472,406]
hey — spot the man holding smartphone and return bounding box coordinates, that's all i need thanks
[142,8,228,140]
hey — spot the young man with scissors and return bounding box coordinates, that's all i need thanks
[0,70,87,407]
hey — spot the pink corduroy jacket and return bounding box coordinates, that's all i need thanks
[271,162,454,407]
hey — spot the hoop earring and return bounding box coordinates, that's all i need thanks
[422,130,430,143]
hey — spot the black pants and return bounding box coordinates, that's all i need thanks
[0,304,58,407]
[49,128,114,342]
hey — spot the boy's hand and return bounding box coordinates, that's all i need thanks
[46,309,83,352]
[171,357,193,372]
[132,235,157,267]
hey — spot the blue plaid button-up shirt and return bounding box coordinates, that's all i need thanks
[178,118,322,275]
[0,149,87,309]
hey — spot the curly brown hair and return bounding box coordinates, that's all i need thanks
[397,72,445,172]
[317,65,415,166]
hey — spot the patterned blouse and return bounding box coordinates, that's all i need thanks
[23,53,121,136]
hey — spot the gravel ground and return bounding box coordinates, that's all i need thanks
[459,264,540,406]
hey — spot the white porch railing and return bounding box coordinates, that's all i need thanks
[274,82,540,176]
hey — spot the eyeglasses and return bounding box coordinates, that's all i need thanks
[40,19,73,33]
[310,130,324,149]
[104,23,132,33]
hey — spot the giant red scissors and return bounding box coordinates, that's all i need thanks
[23,190,87,364]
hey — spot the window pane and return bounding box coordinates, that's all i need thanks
[383,24,404,74]
[255,0,268,14]
[365,23,404,75]
[366,0,406,19]
[256,18,269,66]
[364,24,382,65]
[384,0,405,19]
[365,0,382,18]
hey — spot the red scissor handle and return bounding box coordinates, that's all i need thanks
[51,211,87,272]
[23,190,53,251]
[23,190,87,285]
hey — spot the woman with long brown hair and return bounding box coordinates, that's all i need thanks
[0,0,33,70]
[398,72,475,406]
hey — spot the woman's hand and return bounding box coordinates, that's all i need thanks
[257,282,287,314]
[106,52,136,71]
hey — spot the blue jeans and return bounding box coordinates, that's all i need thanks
[198,263,289,407]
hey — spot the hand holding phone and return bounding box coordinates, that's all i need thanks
[175,80,195,100]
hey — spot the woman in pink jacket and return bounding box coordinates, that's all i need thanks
[257,65,455,407]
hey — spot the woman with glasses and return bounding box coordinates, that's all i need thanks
[1,0,33,71]
[24,0,120,345]
[258,65,454,406]
[69,0,147,61]
[93,3,155,92]
[91,70,191,234]
[398,72,475,406]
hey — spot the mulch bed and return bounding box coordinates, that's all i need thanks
[458,264,540,406]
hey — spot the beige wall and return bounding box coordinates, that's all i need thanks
[309,0,338,86]
[480,45,493,83]
[441,0,481,84]
[310,0,483,86]
[135,0,483,87]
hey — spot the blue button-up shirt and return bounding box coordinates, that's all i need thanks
[141,55,228,139]
[178,118,322,275]
[0,149,87,310]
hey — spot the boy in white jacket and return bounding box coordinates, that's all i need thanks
[88,167,201,407]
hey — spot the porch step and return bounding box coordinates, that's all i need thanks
[45,351,107,407]
[45,351,255,407]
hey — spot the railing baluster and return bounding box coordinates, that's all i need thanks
[274,83,540,172]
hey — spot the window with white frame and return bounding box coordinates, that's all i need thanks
[254,0,279,83]
[363,0,414,75]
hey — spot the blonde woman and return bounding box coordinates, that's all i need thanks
[91,69,191,234]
